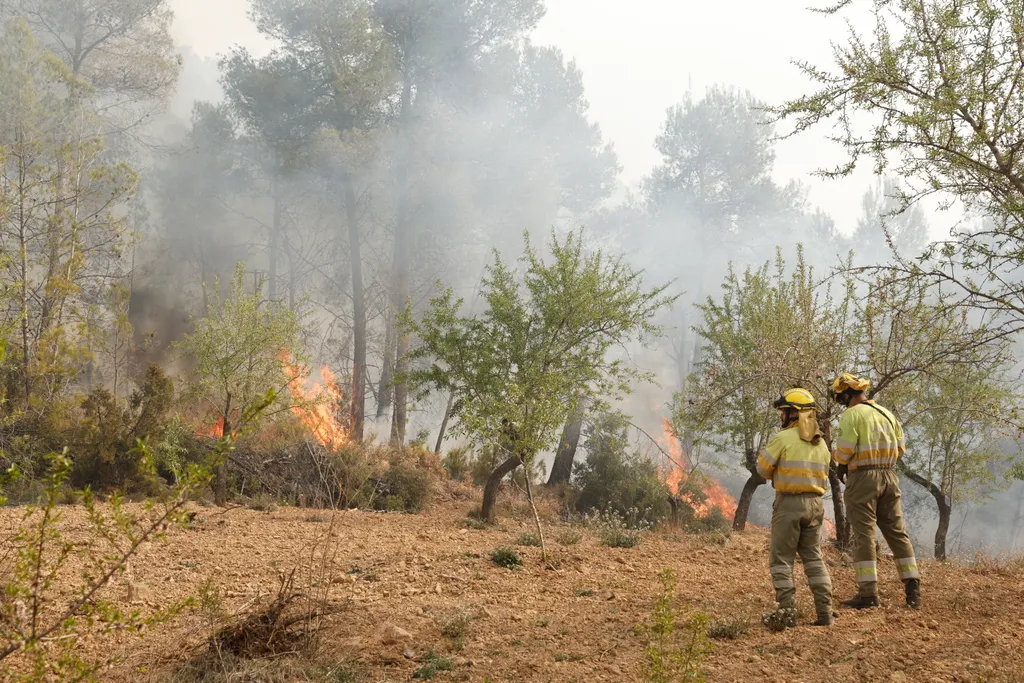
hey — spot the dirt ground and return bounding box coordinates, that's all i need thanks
[3,493,1024,683]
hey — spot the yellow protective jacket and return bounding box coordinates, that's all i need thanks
[833,401,905,472]
[756,424,831,495]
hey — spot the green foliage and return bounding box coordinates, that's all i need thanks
[412,651,453,680]
[596,515,644,549]
[438,611,472,651]
[176,263,305,437]
[0,19,139,411]
[573,412,671,527]
[442,445,472,481]
[402,228,675,473]
[70,364,177,491]
[490,546,523,570]
[675,249,857,476]
[774,0,1024,331]
[0,427,245,679]
[377,464,432,513]
[706,618,749,641]
[516,532,542,547]
[644,569,710,683]
[555,528,583,546]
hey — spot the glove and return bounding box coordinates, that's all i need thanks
[836,464,848,485]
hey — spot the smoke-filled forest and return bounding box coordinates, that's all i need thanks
[2,0,1024,680]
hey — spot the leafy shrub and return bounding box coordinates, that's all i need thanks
[601,527,643,548]
[516,532,542,547]
[573,412,670,527]
[490,546,522,570]
[437,611,472,650]
[589,510,648,548]
[412,651,453,680]
[555,528,583,546]
[707,617,749,640]
[373,456,432,513]
[69,364,176,492]
[442,445,472,481]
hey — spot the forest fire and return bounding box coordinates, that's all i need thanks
[658,419,736,522]
[201,416,226,438]
[280,352,349,450]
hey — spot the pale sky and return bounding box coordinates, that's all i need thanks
[168,0,908,238]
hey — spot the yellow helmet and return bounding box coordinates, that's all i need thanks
[831,373,871,401]
[773,388,817,411]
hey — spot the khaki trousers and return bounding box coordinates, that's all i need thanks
[769,492,832,615]
[845,468,920,597]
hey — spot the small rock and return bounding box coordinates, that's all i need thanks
[403,648,416,659]
[459,529,468,535]
[381,625,413,645]
[608,664,622,675]
[604,592,616,601]
[435,583,443,595]
[476,605,494,619]
[890,673,908,682]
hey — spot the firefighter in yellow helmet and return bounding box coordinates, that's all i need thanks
[756,388,834,627]
[831,373,921,610]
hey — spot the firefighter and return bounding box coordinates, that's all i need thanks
[756,388,834,627]
[831,373,921,610]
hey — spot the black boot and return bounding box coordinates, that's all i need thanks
[813,613,833,626]
[905,579,921,609]
[841,595,880,609]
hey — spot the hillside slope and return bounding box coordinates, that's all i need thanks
[3,498,1023,682]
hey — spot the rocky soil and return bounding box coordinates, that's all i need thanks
[2,495,1023,682]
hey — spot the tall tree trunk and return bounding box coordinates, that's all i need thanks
[390,75,414,446]
[435,393,454,453]
[1011,484,1024,552]
[902,466,949,560]
[269,171,280,304]
[547,400,586,486]
[733,449,765,531]
[216,393,232,506]
[17,154,31,405]
[343,174,366,442]
[376,311,395,420]
[829,467,851,549]
[286,243,297,312]
[481,454,522,522]
[822,421,851,550]
[934,495,951,561]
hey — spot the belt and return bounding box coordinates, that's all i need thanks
[850,465,895,472]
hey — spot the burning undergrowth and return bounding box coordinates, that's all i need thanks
[657,419,737,532]
[187,352,441,511]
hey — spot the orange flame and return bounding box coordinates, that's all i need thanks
[200,416,226,438]
[658,418,736,523]
[280,351,349,449]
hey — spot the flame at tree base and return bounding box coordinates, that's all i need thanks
[281,352,350,450]
[657,419,737,523]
